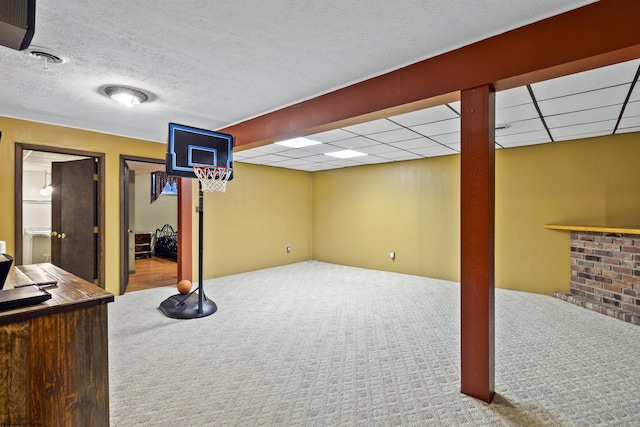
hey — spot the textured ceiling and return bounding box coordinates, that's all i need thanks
[1,0,595,147]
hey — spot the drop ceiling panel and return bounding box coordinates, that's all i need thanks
[389,104,458,127]
[532,59,640,100]
[330,136,380,149]
[495,103,540,124]
[367,128,423,143]
[496,130,551,147]
[410,117,460,137]
[496,86,532,109]
[544,104,622,129]
[430,132,460,145]
[409,145,458,156]
[233,59,640,172]
[389,137,440,150]
[550,120,617,141]
[307,129,356,143]
[536,85,631,116]
[342,118,401,135]
[497,118,546,136]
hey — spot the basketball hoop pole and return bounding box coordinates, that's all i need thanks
[196,180,206,314]
[158,179,218,319]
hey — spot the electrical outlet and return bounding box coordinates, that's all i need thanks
[390,251,395,260]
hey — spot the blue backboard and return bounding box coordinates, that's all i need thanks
[166,123,233,179]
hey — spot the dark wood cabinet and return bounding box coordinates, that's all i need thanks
[0,263,114,426]
[134,232,152,258]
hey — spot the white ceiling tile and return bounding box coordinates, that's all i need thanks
[347,154,385,164]
[496,86,532,109]
[411,145,458,157]
[429,131,460,145]
[447,101,461,114]
[294,143,339,155]
[233,150,263,160]
[331,136,379,149]
[496,103,539,124]
[237,157,270,165]
[376,150,422,161]
[323,159,360,168]
[550,120,617,140]
[357,144,398,155]
[411,117,460,136]
[445,142,461,151]
[342,118,401,135]
[500,139,551,148]
[297,154,333,163]
[271,158,314,167]
[545,104,622,128]
[496,118,546,136]
[248,144,294,154]
[389,104,458,127]
[367,128,422,143]
[537,85,630,116]
[307,128,357,142]
[276,149,317,159]
[621,100,640,117]
[532,59,640,100]
[615,124,640,134]
[250,154,292,164]
[389,137,440,150]
[495,130,551,146]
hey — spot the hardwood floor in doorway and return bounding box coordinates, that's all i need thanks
[127,256,177,293]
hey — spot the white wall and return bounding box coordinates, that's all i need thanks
[22,169,52,263]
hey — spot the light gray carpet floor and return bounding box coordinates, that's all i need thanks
[108,261,640,426]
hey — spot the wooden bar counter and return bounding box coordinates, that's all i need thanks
[0,263,114,427]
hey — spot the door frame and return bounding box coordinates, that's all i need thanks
[15,143,106,288]
[119,155,192,295]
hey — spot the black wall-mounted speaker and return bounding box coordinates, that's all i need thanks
[0,0,35,51]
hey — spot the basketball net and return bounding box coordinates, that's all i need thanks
[193,166,232,193]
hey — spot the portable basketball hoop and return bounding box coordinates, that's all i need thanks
[193,166,233,193]
[159,123,234,319]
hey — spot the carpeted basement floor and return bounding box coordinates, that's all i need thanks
[108,261,640,426]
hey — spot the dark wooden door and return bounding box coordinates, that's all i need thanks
[51,158,98,283]
[121,161,130,294]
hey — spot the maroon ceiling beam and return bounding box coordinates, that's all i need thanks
[222,0,640,149]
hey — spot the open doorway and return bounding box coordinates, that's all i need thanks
[120,156,178,294]
[15,144,105,287]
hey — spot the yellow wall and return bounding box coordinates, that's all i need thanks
[496,134,640,294]
[200,162,313,279]
[3,116,639,297]
[0,117,167,295]
[312,133,640,295]
[0,117,312,295]
[312,156,460,278]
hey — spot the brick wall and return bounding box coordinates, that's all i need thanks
[556,231,640,325]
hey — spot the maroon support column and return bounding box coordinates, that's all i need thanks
[460,84,495,403]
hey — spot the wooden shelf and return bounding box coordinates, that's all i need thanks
[544,224,640,234]
[134,232,152,258]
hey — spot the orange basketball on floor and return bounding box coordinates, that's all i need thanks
[177,279,192,294]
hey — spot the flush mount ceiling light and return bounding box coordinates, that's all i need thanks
[275,137,322,148]
[325,149,368,159]
[103,86,149,107]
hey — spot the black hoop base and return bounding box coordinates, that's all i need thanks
[158,292,217,319]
